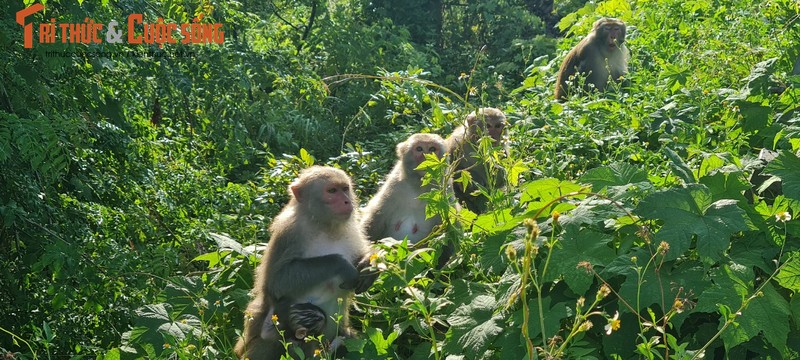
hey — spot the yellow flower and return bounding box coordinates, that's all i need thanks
[314,348,322,357]
[673,298,685,314]
[605,311,621,335]
[271,314,279,323]
[552,210,560,222]
[776,211,792,222]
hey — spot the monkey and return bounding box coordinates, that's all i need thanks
[446,108,509,214]
[554,17,630,101]
[260,301,327,345]
[235,166,378,360]
[361,133,452,245]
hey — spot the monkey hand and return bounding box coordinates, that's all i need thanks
[352,252,380,293]
[337,257,360,291]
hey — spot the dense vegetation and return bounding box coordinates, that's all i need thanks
[1,0,799,358]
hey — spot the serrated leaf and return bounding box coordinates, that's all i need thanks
[618,260,707,321]
[699,171,749,203]
[764,151,800,201]
[507,160,528,187]
[738,102,771,132]
[696,264,751,314]
[447,295,503,355]
[579,162,649,192]
[636,185,748,261]
[520,178,585,209]
[664,147,696,184]
[775,252,800,292]
[546,226,616,294]
[721,282,789,351]
[208,232,245,254]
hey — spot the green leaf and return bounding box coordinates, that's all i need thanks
[366,327,399,355]
[546,226,616,294]
[446,295,504,356]
[520,178,586,213]
[696,264,751,314]
[721,282,790,351]
[507,160,528,187]
[618,260,708,320]
[103,348,121,360]
[699,171,749,203]
[579,162,649,192]
[664,147,696,184]
[299,148,315,166]
[737,102,771,132]
[775,252,800,292]
[764,151,800,201]
[636,184,748,261]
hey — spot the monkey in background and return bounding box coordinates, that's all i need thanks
[235,166,378,360]
[446,108,509,214]
[555,17,630,101]
[361,133,454,245]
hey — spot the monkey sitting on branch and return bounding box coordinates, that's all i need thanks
[554,17,630,101]
[235,166,378,360]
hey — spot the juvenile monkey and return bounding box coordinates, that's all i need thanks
[361,133,452,244]
[260,301,327,345]
[554,17,630,101]
[235,166,377,360]
[446,108,509,213]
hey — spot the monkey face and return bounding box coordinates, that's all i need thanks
[399,134,446,175]
[320,182,354,219]
[412,141,444,165]
[599,20,626,49]
[485,118,506,144]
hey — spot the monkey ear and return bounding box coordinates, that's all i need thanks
[290,183,303,202]
[295,327,308,340]
[396,141,406,159]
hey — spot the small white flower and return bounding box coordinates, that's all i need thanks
[776,211,792,222]
[605,311,621,335]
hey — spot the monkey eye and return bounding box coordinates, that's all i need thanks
[327,187,337,194]
[416,146,423,152]
[428,146,437,152]
[342,186,349,193]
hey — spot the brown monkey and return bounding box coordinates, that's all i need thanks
[361,133,451,244]
[554,17,630,101]
[446,108,509,213]
[235,166,377,360]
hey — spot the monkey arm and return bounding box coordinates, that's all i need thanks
[363,211,387,242]
[353,253,379,293]
[268,254,359,301]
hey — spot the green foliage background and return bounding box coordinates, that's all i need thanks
[1,0,799,359]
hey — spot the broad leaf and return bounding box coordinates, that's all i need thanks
[664,147,696,184]
[775,252,800,293]
[764,151,800,201]
[446,295,504,356]
[720,282,789,351]
[579,162,649,192]
[636,184,748,261]
[546,226,616,294]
